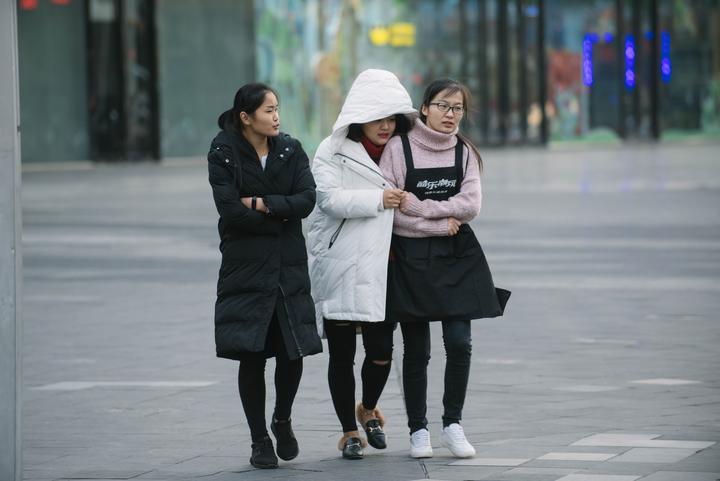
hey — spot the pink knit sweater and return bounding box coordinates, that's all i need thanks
[379,118,482,237]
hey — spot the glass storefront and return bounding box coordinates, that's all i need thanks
[254,0,547,151]
[16,0,720,162]
[18,0,89,162]
[659,0,720,139]
[544,0,720,143]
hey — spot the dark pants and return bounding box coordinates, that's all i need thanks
[325,320,395,433]
[238,309,303,442]
[400,320,472,434]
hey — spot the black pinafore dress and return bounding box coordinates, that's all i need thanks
[386,135,510,323]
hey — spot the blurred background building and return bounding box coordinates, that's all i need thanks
[17,0,720,162]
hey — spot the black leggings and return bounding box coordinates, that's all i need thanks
[325,320,395,433]
[400,320,472,434]
[237,313,303,442]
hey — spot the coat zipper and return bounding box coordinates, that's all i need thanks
[335,153,393,187]
[328,218,346,249]
[278,285,303,358]
[327,153,385,250]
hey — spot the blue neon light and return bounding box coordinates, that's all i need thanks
[624,34,636,90]
[525,5,539,17]
[583,33,596,86]
[604,32,614,43]
[661,31,671,83]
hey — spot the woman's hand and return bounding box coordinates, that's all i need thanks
[241,196,268,214]
[383,189,406,209]
[447,217,461,236]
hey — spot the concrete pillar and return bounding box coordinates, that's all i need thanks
[0,0,23,480]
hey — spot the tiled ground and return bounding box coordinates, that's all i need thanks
[21,142,720,480]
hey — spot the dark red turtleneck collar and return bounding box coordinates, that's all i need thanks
[360,135,385,164]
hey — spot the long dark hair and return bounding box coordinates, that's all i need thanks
[217,83,279,132]
[420,78,482,172]
[346,114,411,142]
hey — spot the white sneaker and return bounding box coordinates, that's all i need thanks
[441,424,476,458]
[409,428,433,458]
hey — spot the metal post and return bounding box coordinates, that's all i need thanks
[459,0,468,83]
[650,0,660,139]
[538,0,548,144]
[616,0,626,139]
[477,0,490,142]
[0,0,23,480]
[497,0,509,144]
[631,0,641,136]
[517,0,528,142]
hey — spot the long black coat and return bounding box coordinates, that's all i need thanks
[208,125,322,361]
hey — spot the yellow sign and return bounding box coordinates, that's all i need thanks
[369,26,391,46]
[369,22,416,47]
[390,23,415,47]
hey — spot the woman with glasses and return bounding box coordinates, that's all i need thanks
[379,78,510,459]
[308,69,416,459]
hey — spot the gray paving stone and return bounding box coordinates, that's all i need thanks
[571,434,716,449]
[555,475,641,481]
[639,471,720,481]
[425,464,507,480]
[59,469,153,479]
[608,448,700,463]
[554,386,622,393]
[630,379,702,386]
[449,457,532,467]
[502,467,579,476]
[538,452,618,461]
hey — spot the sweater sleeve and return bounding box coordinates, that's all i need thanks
[313,139,384,219]
[399,146,482,222]
[379,139,449,237]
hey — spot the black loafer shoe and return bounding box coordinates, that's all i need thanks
[250,436,278,469]
[364,419,387,449]
[342,437,364,460]
[271,418,299,461]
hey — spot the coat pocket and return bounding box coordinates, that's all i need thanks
[328,219,347,249]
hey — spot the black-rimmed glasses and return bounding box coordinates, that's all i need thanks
[429,102,465,115]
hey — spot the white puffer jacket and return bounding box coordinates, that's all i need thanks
[307,69,416,335]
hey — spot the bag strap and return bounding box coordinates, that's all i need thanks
[399,134,414,191]
[454,137,465,189]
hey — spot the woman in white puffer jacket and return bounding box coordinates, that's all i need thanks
[307,69,416,459]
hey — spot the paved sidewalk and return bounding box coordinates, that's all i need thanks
[21,142,720,480]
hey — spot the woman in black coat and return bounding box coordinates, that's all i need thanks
[208,83,322,469]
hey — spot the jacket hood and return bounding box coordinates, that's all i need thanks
[330,69,417,151]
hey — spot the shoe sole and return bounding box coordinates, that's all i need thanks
[441,440,475,458]
[250,460,278,469]
[367,438,387,450]
[410,451,433,458]
[276,451,298,461]
[271,424,299,461]
[342,454,364,460]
